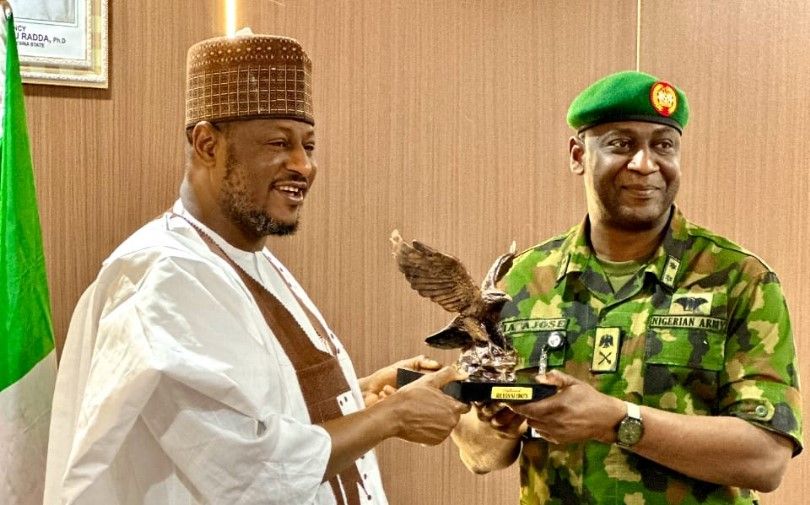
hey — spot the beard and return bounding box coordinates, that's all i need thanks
[219,154,299,237]
[604,205,668,231]
[595,181,678,232]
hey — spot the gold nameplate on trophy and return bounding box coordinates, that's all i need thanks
[490,386,533,401]
[396,369,555,403]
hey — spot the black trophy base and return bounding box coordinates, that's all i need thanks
[396,368,556,403]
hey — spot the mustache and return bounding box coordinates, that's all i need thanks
[274,170,310,184]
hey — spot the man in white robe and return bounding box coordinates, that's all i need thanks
[44,33,468,505]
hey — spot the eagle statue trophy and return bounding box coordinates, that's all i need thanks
[390,230,518,382]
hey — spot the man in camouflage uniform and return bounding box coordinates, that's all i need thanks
[451,71,802,504]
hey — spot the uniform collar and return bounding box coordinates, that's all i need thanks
[556,206,690,290]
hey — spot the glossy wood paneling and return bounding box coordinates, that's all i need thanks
[24,0,806,503]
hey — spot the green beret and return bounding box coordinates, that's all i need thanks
[566,70,689,133]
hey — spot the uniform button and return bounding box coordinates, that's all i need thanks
[547,332,564,349]
[755,405,768,417]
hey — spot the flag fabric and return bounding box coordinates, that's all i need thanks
[0,9,57,505]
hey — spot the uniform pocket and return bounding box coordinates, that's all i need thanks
[509,331,567,372]
[642,328,726,412]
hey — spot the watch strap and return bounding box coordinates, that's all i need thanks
[625,401,641,421]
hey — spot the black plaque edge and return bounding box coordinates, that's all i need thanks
[396,368,556,403]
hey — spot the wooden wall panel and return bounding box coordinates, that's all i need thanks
[640,1,810,503]
[243,1,634,503]
[23,0,807,503]
[25,0,221,358]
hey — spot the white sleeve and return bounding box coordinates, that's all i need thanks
[59,254,332,504]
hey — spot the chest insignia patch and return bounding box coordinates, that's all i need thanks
[670,292,713,315]
[591,327,621,373]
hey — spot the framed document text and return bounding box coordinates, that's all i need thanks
[12,0,108,88]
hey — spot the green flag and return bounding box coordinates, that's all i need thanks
[0,9,57,505]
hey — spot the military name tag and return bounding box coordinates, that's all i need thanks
[491,387,533,401]
[501,318,567,336]
[591,327,621,373]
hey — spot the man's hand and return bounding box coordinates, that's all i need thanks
[473,401,527,440]
[359,355,441,407]
[322,365,469,481]
[450,400,525,473]
[388,366,471,445]
[506,370,795,492]
[508,370,624,445]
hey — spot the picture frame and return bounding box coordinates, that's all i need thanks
[13,0,108,88]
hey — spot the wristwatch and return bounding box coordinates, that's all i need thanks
[616,401,644,448]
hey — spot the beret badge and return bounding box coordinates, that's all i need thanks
[566,71,689,133]
[650,81,678,117]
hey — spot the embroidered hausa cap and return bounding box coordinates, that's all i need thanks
[566,70,689,134]
[185,29,314,129]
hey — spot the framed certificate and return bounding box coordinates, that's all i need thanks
[12,0,108,88]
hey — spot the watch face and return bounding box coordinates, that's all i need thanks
[618,418,643,446]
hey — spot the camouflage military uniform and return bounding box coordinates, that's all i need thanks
[499,207,803,505]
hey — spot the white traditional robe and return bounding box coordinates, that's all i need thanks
[44,201,387,504]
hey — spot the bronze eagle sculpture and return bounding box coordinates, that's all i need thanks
[390,230,518,381]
